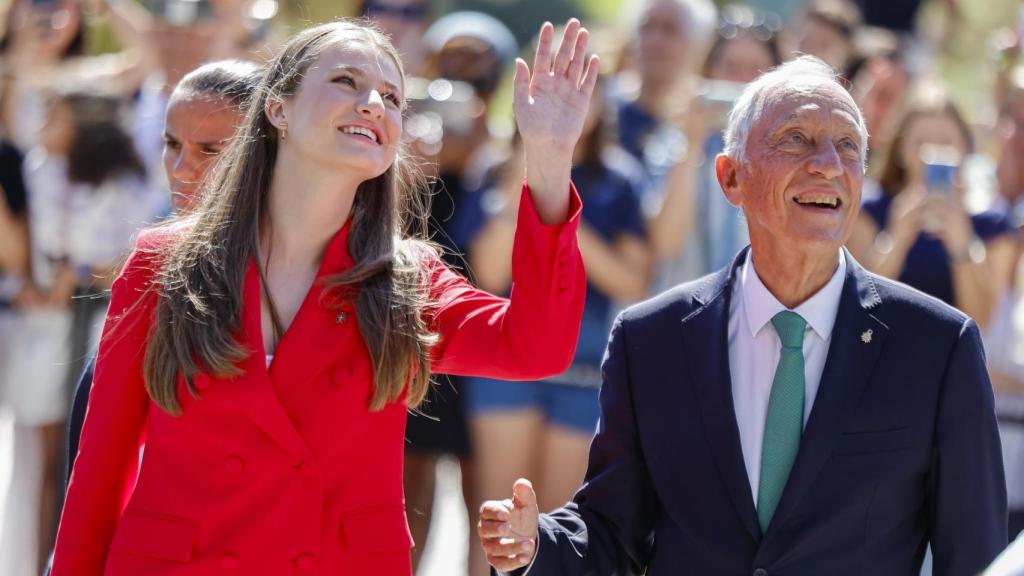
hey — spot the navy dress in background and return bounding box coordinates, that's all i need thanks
[861,192,1012,305]
[464,149,647,432]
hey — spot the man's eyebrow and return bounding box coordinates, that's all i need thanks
[334,65,400,94]
[768,116,806,135]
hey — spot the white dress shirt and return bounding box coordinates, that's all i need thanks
[506,250,848,575]
[729,249,846,505]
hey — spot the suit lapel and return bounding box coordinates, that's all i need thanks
[238,259,316,463]
[234,221,355,460]
[686,248,762,542]
[763,250,888,537]
[268,221,357,407]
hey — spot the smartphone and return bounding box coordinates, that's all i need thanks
[146,0,214,26]
[920,144,960,197]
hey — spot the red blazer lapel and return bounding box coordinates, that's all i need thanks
[269,221,359,408]
[237,259,316,463]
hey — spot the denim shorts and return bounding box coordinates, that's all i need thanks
[463,377,601,434]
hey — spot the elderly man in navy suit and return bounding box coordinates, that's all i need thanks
[478,55,1008,576]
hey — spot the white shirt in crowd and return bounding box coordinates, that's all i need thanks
[23,148,165,287]
[728,248,846,503]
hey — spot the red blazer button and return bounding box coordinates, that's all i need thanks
[295,553,316,572]
[224,456,244,475]
[219,553,238,570]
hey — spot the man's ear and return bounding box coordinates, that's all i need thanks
[265,97,288,132]
[716,153,743,208]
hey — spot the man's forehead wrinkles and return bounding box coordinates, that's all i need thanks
[779,105,822,124]
[764,93,861,130]
[830,110,861,131]
[775,107,857,127]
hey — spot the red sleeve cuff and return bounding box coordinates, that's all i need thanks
[517,179,583,240]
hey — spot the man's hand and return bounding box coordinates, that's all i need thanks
[478,479,540,572]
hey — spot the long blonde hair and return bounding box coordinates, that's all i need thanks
[144,20,436,415]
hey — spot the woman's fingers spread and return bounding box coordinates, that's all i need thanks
[552,19,581,77]
[566,27,589,85]
[532,22,555,77]
[512,58,531,106]
[580,55,601,94]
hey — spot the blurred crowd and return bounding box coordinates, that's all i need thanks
[0,0,1022,574]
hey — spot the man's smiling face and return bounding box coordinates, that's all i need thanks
[729,79,865,254]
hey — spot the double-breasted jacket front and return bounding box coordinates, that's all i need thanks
[51,185,587,575]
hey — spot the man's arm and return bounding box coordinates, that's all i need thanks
[928,318,1008,575]
[480,314,660,575]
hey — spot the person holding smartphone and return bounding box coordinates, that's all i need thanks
[1,0,158,151]
[847,83,1017,330]
[647,4,782,291]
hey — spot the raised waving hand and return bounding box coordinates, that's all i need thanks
[514,19,600,225]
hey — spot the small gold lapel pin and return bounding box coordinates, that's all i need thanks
[861,329,873,344]
[335,312,347,324]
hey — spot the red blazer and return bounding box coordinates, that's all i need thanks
[51,185,586,576]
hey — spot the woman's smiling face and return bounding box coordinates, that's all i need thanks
[270,38,405,182]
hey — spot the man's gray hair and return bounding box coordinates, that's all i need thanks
[722,55,869,169]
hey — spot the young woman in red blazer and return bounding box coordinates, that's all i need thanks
[51,18,598,575]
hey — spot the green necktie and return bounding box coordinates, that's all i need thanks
[757,310,807,533]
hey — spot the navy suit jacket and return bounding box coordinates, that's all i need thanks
[66,355,94,485]
[528,248,1007,576]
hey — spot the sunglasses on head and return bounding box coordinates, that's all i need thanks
[363,3,427,21]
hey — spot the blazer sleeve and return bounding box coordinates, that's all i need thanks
[524,314,659,575]
[51,231,160,575]
[428,182,585,380]
[928,318,1008,576]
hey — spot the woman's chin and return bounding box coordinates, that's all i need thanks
[338,159,391,183]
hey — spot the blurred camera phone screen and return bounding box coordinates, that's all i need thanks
[147,0,213,25]
[920,144,960,197]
